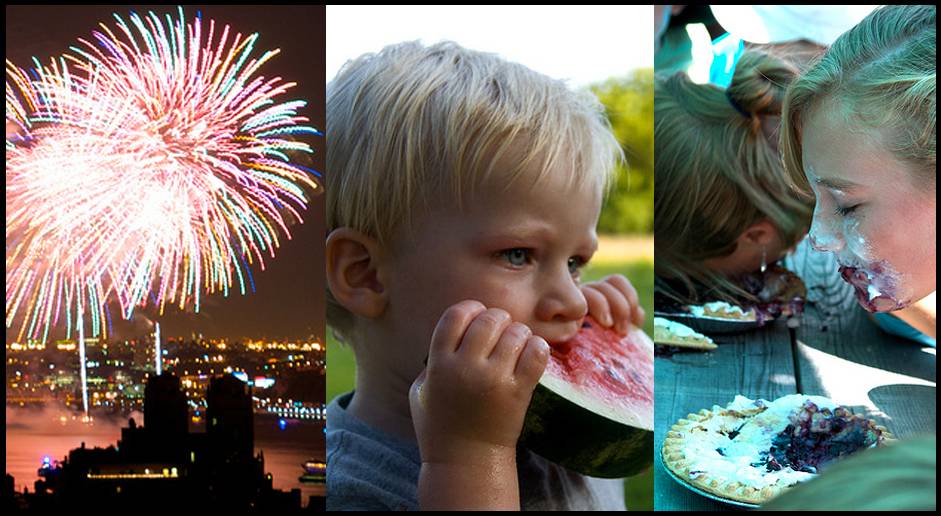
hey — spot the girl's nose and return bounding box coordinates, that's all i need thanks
[808,214,845,253]
[810,206,845,253]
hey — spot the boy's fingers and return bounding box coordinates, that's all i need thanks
[605,275,640,314]
[582,285,613,327]
[488,322,532,373]
[459,308,512,359]
[514,336,550,383]
[591,281,632,334]
[633,304,646,328]
[408,366,428,412]
[430,300,487,356]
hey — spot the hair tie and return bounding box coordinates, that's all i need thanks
[726,89,752,119]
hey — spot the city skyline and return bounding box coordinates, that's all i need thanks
[8,371,321,509]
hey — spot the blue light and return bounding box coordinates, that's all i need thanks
[43,455,51,464]
[278,418,287,431]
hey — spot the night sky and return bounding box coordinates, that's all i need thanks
[6,5,326,342]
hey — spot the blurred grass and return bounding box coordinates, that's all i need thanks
[326,330,355,404]
[326,256,654,510]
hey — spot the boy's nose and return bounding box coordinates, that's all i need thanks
[535,269,588,325]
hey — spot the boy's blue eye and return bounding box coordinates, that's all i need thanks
[501,248,531,267]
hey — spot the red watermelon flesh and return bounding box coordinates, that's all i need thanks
[546,317,654,428]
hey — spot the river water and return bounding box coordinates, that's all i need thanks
[5,406,325,506]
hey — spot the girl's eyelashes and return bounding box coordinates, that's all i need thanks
[834,204,861,217]
[498,248,533,267]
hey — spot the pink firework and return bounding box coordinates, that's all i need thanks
[5,60,37,142]
[5,7,320,342]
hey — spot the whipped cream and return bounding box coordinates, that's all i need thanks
[683,395,837,489]
[687,301,756,320]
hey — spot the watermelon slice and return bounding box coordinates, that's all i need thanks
[519,317,654,478]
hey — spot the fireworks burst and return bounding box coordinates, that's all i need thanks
[6,6,321,343]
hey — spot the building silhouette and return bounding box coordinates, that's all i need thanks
[142,373,189,461]
[207,374,255,465]
[20,372,311,511]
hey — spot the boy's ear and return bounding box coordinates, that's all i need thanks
[325,228,388,319]
[741,219,776,246]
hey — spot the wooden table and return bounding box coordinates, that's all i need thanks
[653,241,937,511]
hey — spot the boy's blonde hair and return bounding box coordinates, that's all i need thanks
[326,40,621,336]
[781,4,936,192]
[654,50,813,304]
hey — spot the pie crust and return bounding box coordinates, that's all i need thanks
[661,395,892,505]
[654,317,716,349]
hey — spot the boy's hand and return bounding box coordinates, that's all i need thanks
[409,300,550,466]
[581,274,644,335]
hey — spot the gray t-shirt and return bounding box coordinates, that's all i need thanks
[327,392,626,511]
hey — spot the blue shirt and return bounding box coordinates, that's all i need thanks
[872,312,936,348]
[326,391,627,511]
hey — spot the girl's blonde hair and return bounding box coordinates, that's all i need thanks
[781,5,936,193]
[654,50,813,304]
[326,40,621,336]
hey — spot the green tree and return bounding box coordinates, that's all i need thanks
[590,69,654,234]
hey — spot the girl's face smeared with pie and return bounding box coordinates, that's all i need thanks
[802,100,936,312]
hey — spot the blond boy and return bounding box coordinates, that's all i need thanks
[326,41,644,510]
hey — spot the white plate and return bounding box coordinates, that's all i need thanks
[660,447,760,509]
[653,310,767,334]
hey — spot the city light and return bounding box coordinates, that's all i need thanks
[87,472,178,480]
[8,336,324,417]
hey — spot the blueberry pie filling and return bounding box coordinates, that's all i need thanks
[766,402,883,473]
[654,264,808,326]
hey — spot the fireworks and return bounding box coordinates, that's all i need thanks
[6,7,320,343]
[5,60,37,144]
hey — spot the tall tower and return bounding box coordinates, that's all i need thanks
[206,374,254,464]
[143,373,188,459]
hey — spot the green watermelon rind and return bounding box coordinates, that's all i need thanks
[520,381,654,478]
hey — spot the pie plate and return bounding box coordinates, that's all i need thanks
[660,448,760,509]
[653,310,766,335]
